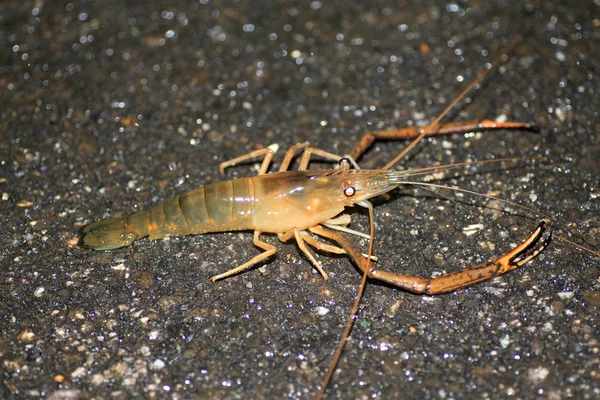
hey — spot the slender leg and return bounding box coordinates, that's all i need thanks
[278,229,317,257]
[301,231,346,255]
[320,223,371,240]
[349,120,538,160]
[293,228,329,280]
[297,148,347,171]
[219,144,279,175]
[279,141,350,172]
[277,229,295,243]
[310,222,551,294]
[323,215,352,226]
[302,230,378,261]
[211,231,277,282]
[279,142,310,172]
[315,216,371,241]
[277,228,330,280]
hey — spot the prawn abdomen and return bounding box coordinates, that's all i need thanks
[83,178,257,250]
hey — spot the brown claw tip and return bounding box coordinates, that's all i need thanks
[513,221,552,266]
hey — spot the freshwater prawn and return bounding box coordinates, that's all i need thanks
[83,31,556,398]
[82,121,549,289]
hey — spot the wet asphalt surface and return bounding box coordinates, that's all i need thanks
[2,0,599,399]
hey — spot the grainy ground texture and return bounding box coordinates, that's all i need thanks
[1,0,599,399]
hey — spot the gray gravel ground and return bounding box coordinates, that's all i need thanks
[2,0,599,399]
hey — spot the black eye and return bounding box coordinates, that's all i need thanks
[339,157,352,168]
[344,187,356,197]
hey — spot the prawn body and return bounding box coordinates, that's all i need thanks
[83,168,399,251]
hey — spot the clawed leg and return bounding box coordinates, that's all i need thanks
[311,222,551,294]
[349,120,539,161]
[211,231,277,282]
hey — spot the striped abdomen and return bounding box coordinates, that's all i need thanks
[83,177,256,250]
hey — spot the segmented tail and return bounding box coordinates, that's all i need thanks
[83,177,258,250]
[82,214,149,250]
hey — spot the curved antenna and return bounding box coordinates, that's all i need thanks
[383,29,528,172]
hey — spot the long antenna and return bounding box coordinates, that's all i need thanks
[383,30,526,171]
[317,28,529,399]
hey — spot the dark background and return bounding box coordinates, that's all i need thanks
[2,0,599,398]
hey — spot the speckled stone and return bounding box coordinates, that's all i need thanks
[1,1,599,399]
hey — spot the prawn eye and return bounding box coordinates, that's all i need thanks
[344,187,356,197]
[339,157,352,168]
